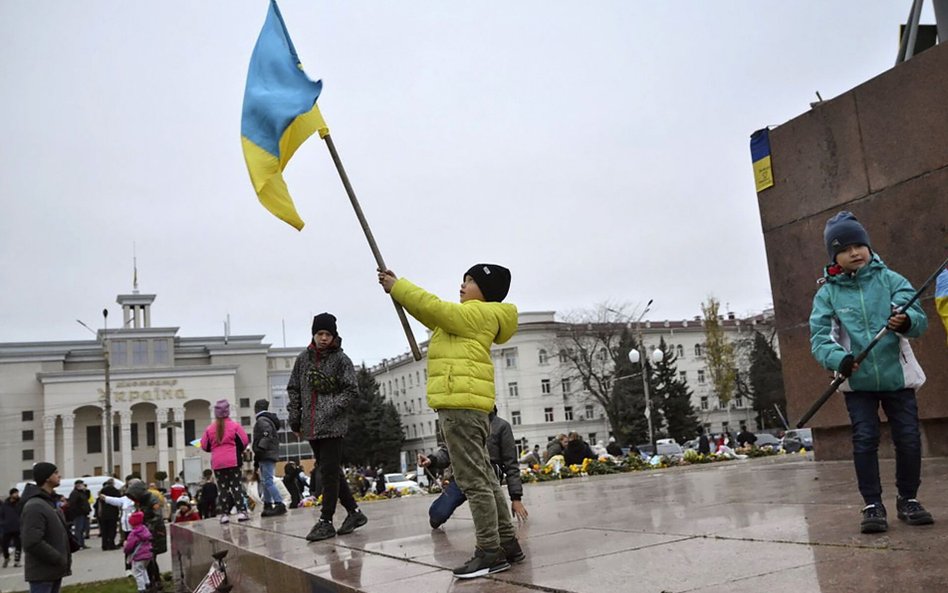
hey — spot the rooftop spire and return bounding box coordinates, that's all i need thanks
[133,242,139,294]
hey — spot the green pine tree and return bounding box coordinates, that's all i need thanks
[747,331,788,430]
[343,366,404,470]
[610,330,649,446]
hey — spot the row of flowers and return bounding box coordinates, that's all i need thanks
[520,445,796,483]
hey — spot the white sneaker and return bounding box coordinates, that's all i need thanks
[236,512,250,522]
[220,515,230,524]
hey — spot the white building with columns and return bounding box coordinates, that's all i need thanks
[0,290,281,489]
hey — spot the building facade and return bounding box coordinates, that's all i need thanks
[370,310,777,463]
[0,291,297,489]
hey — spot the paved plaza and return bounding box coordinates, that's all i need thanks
[165,454,948,593]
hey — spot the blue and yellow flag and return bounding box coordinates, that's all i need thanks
[750,128,774,192]
[242,0,327,231]
[936,267,948,345]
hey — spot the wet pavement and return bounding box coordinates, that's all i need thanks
[170,455,948,593]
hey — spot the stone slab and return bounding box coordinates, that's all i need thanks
[170,455,948,593]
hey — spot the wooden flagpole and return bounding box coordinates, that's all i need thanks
[314,109,422,361]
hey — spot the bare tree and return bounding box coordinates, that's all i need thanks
[554,304,647,445]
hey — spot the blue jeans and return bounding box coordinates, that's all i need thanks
[259,460,282,505]
[72,514,88,548]
[29,580,62,593]
[844,388,922,505]
[428,479,467,528]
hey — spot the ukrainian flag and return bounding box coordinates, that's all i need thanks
[936,268,948,345]
[242,0,326,231]
[750,128,774,192]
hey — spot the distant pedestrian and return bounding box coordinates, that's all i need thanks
[252,398,287,517]
[169,478,187,504]
[200,399,251,523]
[196,470,218,519]
[545,434,568,462]
[97,479,121,550]
[605,437,623,457]
[736,429,757,448]
[123,512,153,593]
[66,481,91,550]
[1,488,22,568]
[20,462,72,593]
[697,431,711,455]
[563,432,596,466]
[282,462,304,508]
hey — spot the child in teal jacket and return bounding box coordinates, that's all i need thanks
[809,211,932,534]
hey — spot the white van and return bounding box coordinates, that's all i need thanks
[15,476,125,520]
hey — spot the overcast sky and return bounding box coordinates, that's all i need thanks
[0,1,928,366]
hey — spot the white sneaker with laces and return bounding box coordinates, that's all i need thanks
[220,515,230,524]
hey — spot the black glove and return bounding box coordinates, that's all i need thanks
[289,421,301,433]
[838,354,856,378]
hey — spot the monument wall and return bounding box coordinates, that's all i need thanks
[757,42,948,459]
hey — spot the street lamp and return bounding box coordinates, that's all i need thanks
[629,339,664,454]
[78,309,112,476]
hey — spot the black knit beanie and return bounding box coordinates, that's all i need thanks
[311,313,338,337]
[824,211,871,261]
[32,462,57,486]
[254,398,269,413]
[464,264,511,303]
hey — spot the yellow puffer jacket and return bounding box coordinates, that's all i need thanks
[391,278,518,412]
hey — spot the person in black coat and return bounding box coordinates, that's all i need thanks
[20,463,72,589]
[605,437,624,457]
[66,481,91,550]
[197,470,218,519]
[282,462,304,509]
[563,432,596,466]
[697,430,711,455]
[1,488,22,568]
[96,479,121,550]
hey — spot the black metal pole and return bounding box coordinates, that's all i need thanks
[796,254,948,428]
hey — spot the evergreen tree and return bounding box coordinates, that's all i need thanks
[343,366,404,470]
[652,337,702,443]
[747,331,787,430]
[609,330,648,446]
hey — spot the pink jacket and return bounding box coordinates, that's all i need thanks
[124,524,153,562]
[201,419,250,470]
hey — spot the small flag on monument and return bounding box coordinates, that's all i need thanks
[750,128,774,192]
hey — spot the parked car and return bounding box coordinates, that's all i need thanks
[682,439,699,451]
[656,442,684,460]
[382,473,425,494]
[754,433,782,449]
[781,428,813,453]
[635,444,655,457]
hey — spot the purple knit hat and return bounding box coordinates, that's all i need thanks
[214,399,231,419]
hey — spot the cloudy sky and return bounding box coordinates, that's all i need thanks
[0,1,927,365]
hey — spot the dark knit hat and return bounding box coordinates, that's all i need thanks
[464,264,511,303]
[32,462,57,486]
[214,399,231,419]
[254,398,269,413]
[824,211,871,261]
[311,312,338,337]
